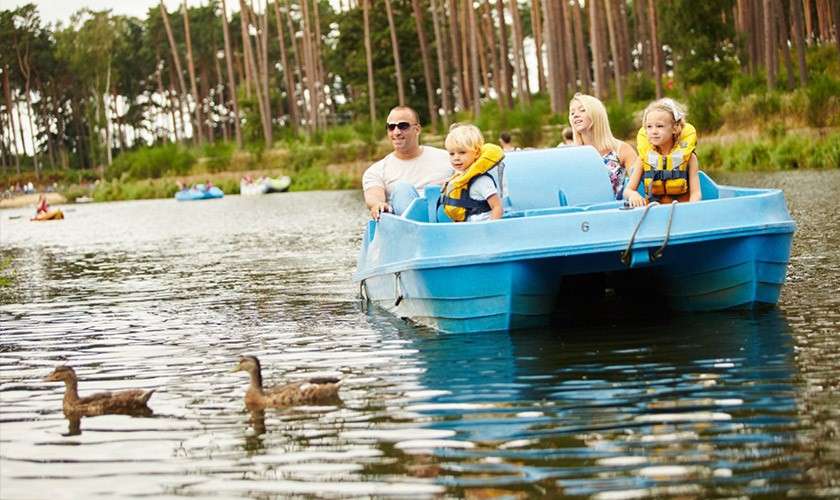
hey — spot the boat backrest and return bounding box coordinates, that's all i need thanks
[503,146,615,211]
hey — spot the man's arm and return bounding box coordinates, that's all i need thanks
[364,186,391,221]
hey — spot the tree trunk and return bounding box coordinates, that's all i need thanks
[448,0,470,109]
[777,0,796,89]
[494,0,512,109]
[384,0,406,105]
[764,0,777,89]
[283,0,306,130]
[605,0,624,103]
[3,67,20,173]
[508,0,530,106]
[104,63,112,166]
[273,1,298,132]
[220,0,242,147]
[182,0,205,144]
[430,0,451,126]
[803,0,814,43]
[789,0,808,85]
[542,0,558,113]
[159,0,194,143]
[362,0,377,126]
[469,1,481,118]
[590,0,607,99]
[572,1,591,93]
[647,0,663,97]
[239,0,272,143]
[560,0,575,96]
[531,0,545,94]
[213,52,230,142]
[310,0,331,128]
[480,1,498,103]
[412,0,439,129]
[634,0,651,73]
[299,0,318,131]
[460,2,473,108]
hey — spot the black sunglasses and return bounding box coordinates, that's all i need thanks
[386,121,414,131]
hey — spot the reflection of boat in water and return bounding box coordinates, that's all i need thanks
[175,185,224,201]
[240,176,291,196]
[31,209,64,221]
[354,147,796,333]
[394,308,797,493]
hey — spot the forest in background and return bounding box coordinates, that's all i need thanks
[1,0,839,199]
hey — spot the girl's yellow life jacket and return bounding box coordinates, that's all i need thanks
[636,122,697,198]
[440,143,505,222]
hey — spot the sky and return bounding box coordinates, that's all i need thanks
[6,1,235,26]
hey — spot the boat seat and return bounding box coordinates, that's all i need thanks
[503,146,615,212]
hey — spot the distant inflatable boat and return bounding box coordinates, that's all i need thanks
[240,176,291,196]
[175,185,224,201]
[31,209,64,221]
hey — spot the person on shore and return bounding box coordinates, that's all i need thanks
[624,98,701,207]
[440,123,504,222]
[362,106,451,220]
[558,126,574,146]
[568,93,637,199]
[36,193,49,215]
[499,131,518,152]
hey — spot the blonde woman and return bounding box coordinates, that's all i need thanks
[568,93,638,199]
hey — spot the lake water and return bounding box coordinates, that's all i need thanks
[1,171,839,498]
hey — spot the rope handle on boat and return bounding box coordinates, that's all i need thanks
[394,272,403,306]
[650,201,678,261]
[620,201,658,266]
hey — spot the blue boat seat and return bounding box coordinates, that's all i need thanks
[503,146,615,212]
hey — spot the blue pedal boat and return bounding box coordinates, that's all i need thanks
[175,185,224,201]
[353,146,796,334]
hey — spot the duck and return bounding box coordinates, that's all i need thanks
[232,355,341,408]
[44,365,155,417]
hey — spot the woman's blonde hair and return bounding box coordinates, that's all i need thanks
[568,93,622,153]
[445,122,484,151]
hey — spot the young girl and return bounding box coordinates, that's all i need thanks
[568,93,637,199]
[624,98,702,207]
[440,123,503,222]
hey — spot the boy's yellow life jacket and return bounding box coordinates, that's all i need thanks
[440,143,505,222]
[636,122,697,198]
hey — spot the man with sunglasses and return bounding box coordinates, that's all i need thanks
[363,106,451,220]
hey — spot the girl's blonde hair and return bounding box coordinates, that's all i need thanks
[642,98,687,127]
[569,93,622,153]
[445,122,484,151]
[643,98,687,150]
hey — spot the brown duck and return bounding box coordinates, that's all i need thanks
[232,355,341,408]
[44,365,155,417]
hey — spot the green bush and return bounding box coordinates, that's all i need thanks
[687,83,724,133]
[626,73,657,102]
[811,133,840,169]
[752,91,782,120]
[202,142,235,173]
[107,145,195,181]
[805,74,840,127]
[770,135,812,170]
[730,73,766,99]
[322,125,359,147]
[605,101,637,140]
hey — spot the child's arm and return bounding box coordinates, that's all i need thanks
[623,157,646,207]
[487,193,503,220]
[688,153,702,202]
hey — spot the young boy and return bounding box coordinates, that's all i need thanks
[440,123,503,222]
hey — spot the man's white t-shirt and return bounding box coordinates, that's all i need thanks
[466,175,498,222]
[362,146,452,196]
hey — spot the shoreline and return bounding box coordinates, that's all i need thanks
[0,193,67,210]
